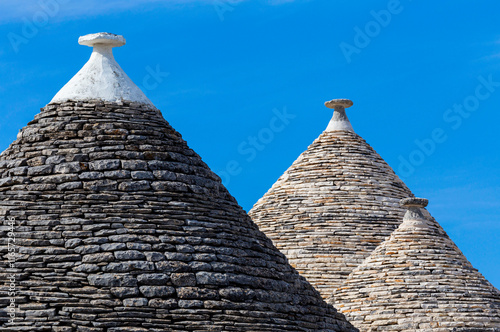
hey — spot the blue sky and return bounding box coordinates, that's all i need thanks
[0,0,499,288]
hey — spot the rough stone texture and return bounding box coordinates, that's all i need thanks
[249,129,415,298]
[330,201,500,331]
[0,101,356,332]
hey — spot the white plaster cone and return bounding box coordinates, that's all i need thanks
[324,98,354,132]
[51,33,154,107]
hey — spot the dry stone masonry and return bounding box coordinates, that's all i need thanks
[249,99,417,298]
[330,198,500,331]
[0,33,357,332]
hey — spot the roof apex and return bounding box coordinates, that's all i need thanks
[400,197,430,229]
[50,32,154,107]
[324,98,354,132]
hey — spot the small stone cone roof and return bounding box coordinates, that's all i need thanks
[0,34,356,332]
[330,198,500,331]
[249,99,416,298]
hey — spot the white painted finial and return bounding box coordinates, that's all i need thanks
[50,33,154,107]
[324,98,354,132]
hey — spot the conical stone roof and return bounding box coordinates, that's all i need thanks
[330,198,500,331]
[249,99,415,298]
[0,33,356,332]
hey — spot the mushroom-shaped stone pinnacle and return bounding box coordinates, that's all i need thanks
[324,99,353,109]
[400,197,429,208]
[400,197,429,227]
[78,32,126,48]
[324,98,354,132]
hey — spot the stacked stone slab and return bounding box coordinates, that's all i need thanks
[249,99,416,298]
[330,198,500,331]
[0,33,357,332]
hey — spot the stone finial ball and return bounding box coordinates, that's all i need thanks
[400,197,429,208]
[325,99,353,109]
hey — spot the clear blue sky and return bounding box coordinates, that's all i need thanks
[0,0,498,288]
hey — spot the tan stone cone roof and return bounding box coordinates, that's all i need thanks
[249,99,415,298]
[0,34,356,332]
[330,198,500,331]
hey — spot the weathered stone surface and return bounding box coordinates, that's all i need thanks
[137,273,169,285]
[219,287,255,302]
[57,181,83,190]
[138,286,175,297]
[110,287,140,298]
[148,298,177,309]
[0,101,356,332]
[171,273,196,286]
[114,250,146,260]
[130,171,154,180]
[101,243,126,251]
[54,162,82,174]
[82,252,114,263]
[123,298,148,307]
[73,263,100,273]
[27,164,53,176]
[89,159,120,171]
[117,180,150,191]
[75,245,100,255]
[177,287,218,300]
[196,271,229,286]
[87,274,137,287]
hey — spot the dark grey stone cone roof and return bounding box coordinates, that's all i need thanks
[0,34,357,332]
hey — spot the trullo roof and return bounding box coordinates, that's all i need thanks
[330,197,500,331]
[0,33,356,332]
[249,99,416,298]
